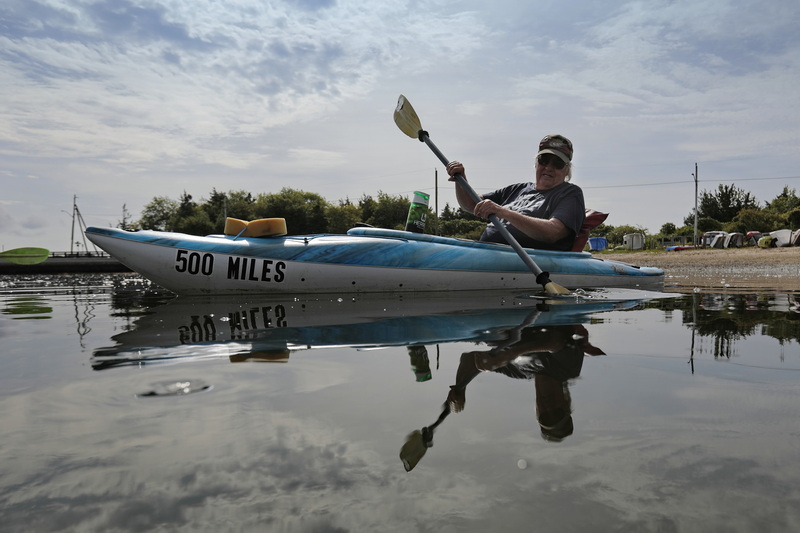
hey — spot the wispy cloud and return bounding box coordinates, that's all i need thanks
[1,0,487,166]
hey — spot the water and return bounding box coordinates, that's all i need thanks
[1,274,799,532]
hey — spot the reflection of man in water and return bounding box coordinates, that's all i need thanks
[400,322,604,471]
[448,324,603,441]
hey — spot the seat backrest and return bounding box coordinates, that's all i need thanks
[571,209,609,252]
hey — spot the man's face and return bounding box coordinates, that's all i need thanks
[535,154,569,190]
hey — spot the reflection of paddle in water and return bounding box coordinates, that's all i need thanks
[400,404,451,472]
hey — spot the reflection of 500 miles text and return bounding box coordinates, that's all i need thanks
[179,305,288,344]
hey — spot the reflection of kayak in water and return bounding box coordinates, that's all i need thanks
[92,290,652,370]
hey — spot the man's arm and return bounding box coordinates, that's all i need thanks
[475,202,570,244]
[447,161,480,214]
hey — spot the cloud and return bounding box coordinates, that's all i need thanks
[0,0,488,172]
[500,0,800,169]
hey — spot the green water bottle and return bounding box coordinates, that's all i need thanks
[405,191,430,233]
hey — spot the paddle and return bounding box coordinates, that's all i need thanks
[393,95,570,295]
[0,247,50,265]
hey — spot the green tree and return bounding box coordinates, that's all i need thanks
[439,202,480,221]
[696,216,723,233]
[176,209,215,236]
[440,203,456,221]
[438,218,485,240]
[202,188,228,232]
[139,196,179,231]
[253,188,329,234]
[326,199,362,233]
[117,204,140,231]
[358,194,377,225]
[172,192,215,235]
[726,208,786,234]
[686,184,759,224]
[591,223,612,238]
[201,189,256,231]
[659,222,677,235]
[175,191,196,219]
[436,201,482,238]
[787,208,800,230]
[605,225,640,246]
[359,191,410,229]
[226,190,256,221]
[765,186,800,214]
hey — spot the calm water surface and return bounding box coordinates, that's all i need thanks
[1,274,799,532]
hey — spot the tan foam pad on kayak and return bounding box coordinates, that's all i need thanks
[224,217,287,237]
[245,218,288,237]
[224,218,249,236]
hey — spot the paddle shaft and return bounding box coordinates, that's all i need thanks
[418,133,550,285]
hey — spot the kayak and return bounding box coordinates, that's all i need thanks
[91,290,653,370]
[85,225,663,295]
[84,225,664,295]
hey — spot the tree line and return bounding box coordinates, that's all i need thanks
[128,188,488,239]
[676,184,800,235]
[124,184,800,246]
[593,184,800,244]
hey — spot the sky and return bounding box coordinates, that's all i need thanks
[2,0,800,253]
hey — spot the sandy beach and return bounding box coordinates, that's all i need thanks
[598,246,800,292]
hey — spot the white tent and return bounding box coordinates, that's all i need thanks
[623,233,645,250]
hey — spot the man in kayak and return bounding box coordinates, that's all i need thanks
[446,134,586,251]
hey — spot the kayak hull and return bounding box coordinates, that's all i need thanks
[85,226,663,295]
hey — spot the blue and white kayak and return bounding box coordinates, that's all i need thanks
[84,226,663,295]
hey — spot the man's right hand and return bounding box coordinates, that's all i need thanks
[446,161,466,182]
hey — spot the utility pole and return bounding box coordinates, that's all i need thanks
[70,195,77,254]
[692,163,699,247]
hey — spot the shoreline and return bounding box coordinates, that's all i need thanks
[597,246,800,292]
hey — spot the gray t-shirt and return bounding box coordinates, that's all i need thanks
[480,181,585,250]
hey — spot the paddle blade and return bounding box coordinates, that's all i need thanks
[394,94,424,139]
[544,280,571,295]
[0,247,50,265]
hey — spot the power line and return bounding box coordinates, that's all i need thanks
[583,175,800,190]
[717,175,800,183]
[582,180,693,189]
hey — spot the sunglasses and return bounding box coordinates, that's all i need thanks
[537,154,567,170]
